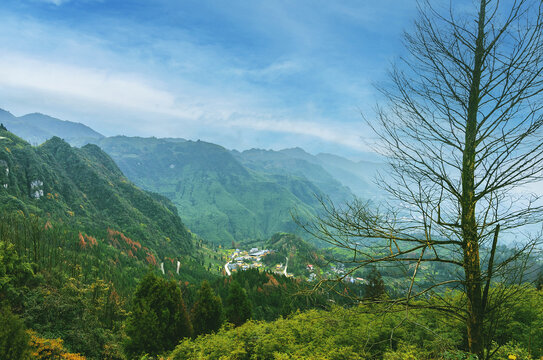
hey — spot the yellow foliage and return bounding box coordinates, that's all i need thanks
[28,330,86,360]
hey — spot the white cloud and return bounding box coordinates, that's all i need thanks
[38,0,72,5]
[0,4,383,156]
[0,54,184,115]
[0,52,371,152]
[226,116,370,152]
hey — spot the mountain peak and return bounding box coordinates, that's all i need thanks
[282,147,308,154]
[0,109,104,145]
[0,108,15,119]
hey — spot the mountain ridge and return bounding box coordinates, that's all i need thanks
[0,109,104,146]
[0,108,386,245]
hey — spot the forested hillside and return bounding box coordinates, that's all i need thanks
[92,136,324,245]
[0,128,215,359]
[0,128,192,256]
[236,147,387,201]
[232,148,354,204]
[0,110,389,247]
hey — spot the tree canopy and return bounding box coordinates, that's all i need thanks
[125,272,192,358]
[225,280,252,327]
[191,280,224,336]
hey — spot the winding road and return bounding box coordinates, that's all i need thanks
[225,261,231,276]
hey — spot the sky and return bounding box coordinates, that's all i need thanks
[0,0,421,159]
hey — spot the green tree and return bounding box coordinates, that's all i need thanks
[0,305,31,360]
[364,266,385,300]
[0,241,34,308]
[125,272,192,358]
[192,280,224,335]
[225,280,252,327]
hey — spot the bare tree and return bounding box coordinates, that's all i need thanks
[301,0,543,358]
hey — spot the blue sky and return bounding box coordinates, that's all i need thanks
[0,0,419,159]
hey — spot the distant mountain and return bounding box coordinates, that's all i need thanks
[315,152,387,200]
[0,128,192,257]
[233,148,354,205]
[93,136,322,246]
[0,109,104,146]
[263,147,387,201]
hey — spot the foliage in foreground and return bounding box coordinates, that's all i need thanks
[170,287,543,360]
[225,280,252,327]
[191,280,224,336]
[28,331,87,360]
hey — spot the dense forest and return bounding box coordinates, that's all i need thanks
[2,207,542,360]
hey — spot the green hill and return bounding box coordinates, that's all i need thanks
[277,147,387,201]
[0,108,387,246]
[0,129,192,257]
[0,128,216,360]
[93,136,321,245]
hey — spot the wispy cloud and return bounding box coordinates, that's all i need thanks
[226,116,369,152]
[0,52,372,152]
[0,0,415,157]
[38,0,71,5]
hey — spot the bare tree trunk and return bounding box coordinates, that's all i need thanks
[462,1,485,356]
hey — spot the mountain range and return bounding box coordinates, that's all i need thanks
[0,108,385,245]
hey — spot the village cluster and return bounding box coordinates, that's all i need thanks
[225,247,295,278]
[224,247,368,284]
[226,247,270,272]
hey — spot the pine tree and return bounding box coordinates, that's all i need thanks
[0,305,31,360]
[225,280,252,327]
[364,266,386,300]
[125,272,192,358]
[0,123,6,131]
[191,280,224,335]
[537,272,543,291]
